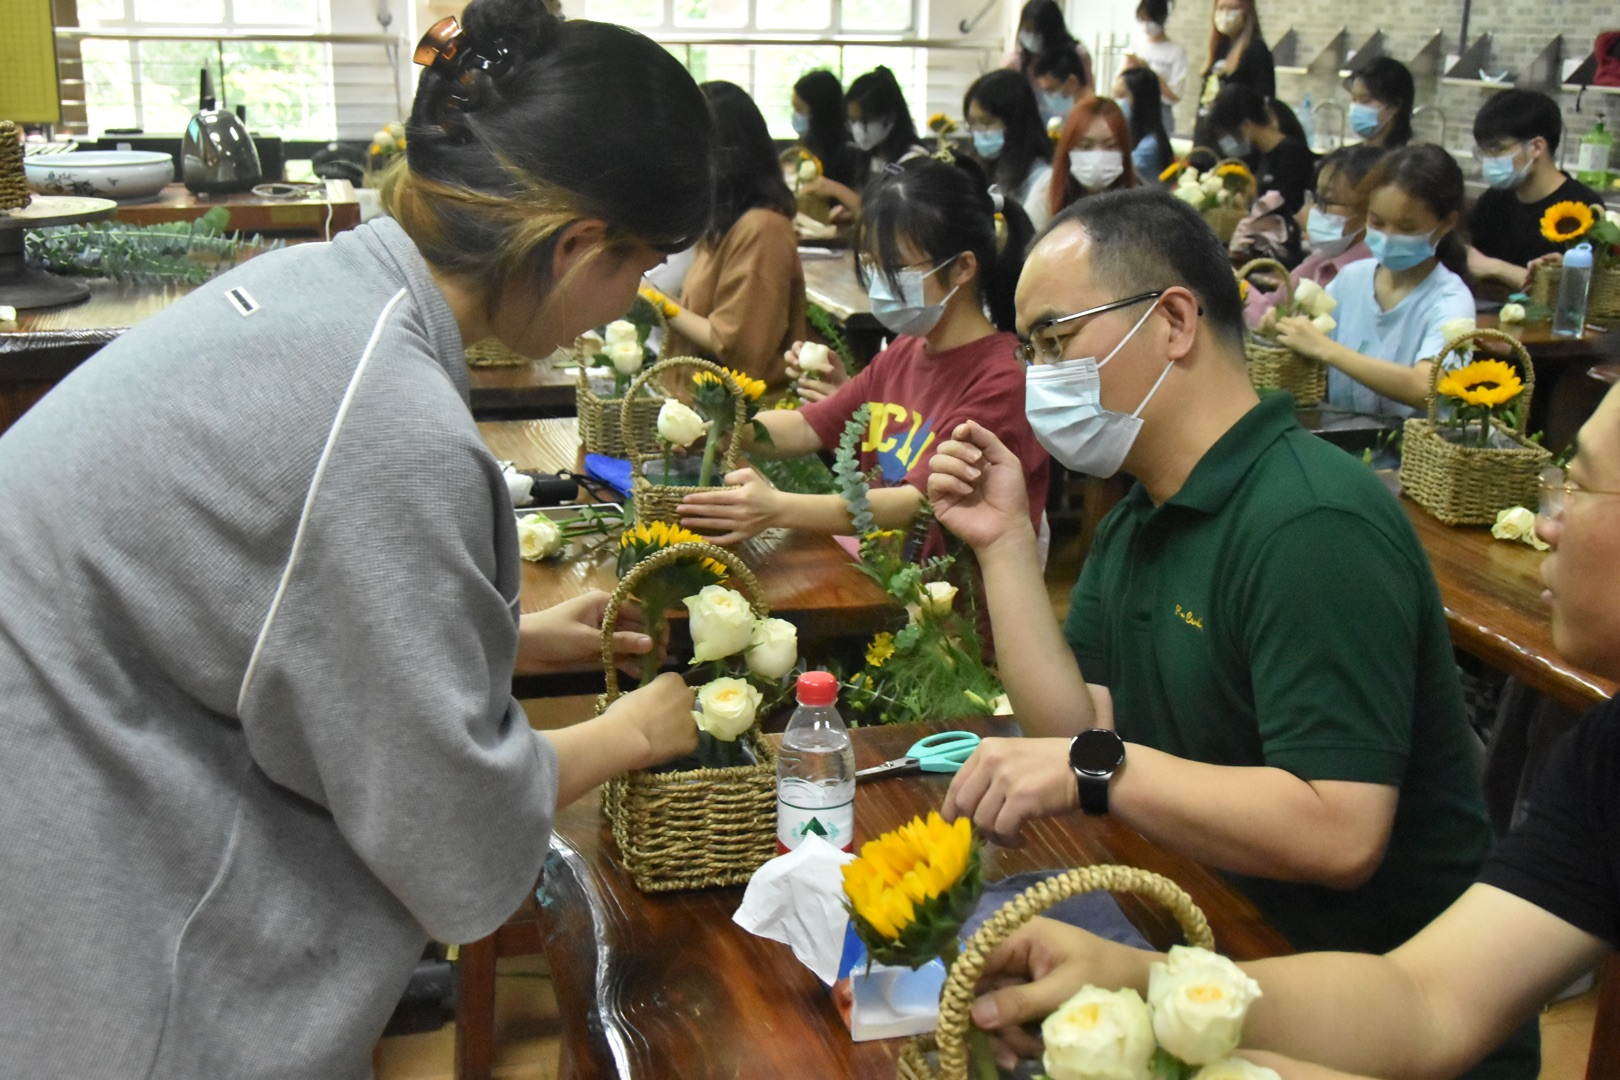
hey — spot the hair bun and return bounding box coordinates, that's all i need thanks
[461,0,558,68]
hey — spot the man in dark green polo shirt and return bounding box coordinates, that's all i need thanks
[928,188,1535,1076]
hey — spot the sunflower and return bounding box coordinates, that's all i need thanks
[1238,279,1250,302]
[841,812,982,967]
[1159,159,1187,184]
[865,631,896,668]
[927,112,956,134]
[1436,359,1524,409]
[615,521,727,580]
[1540,201,1596,245]
[694,368,766,401]
[1214,161,1252,180]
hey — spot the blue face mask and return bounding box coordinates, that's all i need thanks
[1481,150,1531,191]
[790,111,811,136]
[1038,90,1075,125]
[1365,226,1437,272]
[1118,98,1133,124]
[1305,205,1348,246]
[1349,101,1384,139]
[866,254,963,337]
[1217,133,1251,158]
[972,128,1006,158]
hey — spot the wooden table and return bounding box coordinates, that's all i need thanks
[467,350,578,420]
[111,180,360,238]
[481,417,897,642]
[1400,494,1616,710]
[534,717,1292,1080]
[802,248,867,323]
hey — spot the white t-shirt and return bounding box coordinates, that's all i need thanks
[1133,37,1189,101]
[1017,162,1054,233]
[1324,259,1476,418]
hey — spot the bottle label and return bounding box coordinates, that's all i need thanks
[1578,141,1610,174]
[776,795,855,854]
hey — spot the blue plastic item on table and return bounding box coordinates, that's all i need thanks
[853,730,982,781]
[583,453,633,499]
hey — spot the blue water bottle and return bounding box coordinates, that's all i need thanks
[1553,242,1593,338]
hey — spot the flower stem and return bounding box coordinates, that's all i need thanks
[638,611,666,688]
[698,429,721,488]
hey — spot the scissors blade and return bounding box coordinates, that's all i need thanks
[855,756,921,781]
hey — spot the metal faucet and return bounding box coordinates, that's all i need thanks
[1312,100,1346,153]
[1411,103,1449,152]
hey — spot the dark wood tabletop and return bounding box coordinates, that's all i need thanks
[802,248,868,323]
[1401,495,1616,710]
[536,717,1292,1080]
[481,418,898,641]
[467,351,579,420]
[109,180,361,237]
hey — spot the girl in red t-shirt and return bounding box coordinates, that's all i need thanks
[678,155,1051,551]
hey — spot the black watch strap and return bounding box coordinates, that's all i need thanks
[1078,772,1111,816]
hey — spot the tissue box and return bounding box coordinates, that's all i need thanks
[829,921,947,1042]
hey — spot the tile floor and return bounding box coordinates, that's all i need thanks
[373,515,1602,1080]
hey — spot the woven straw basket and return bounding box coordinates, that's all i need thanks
[1400,329,1551,526]
[464,339,536,368]
[896,865,1214,1080]
[623,356,749,528]
[576,307,669,457]
[1201,155,1254,243]
[1238,258,1327,406]
[1527,262,1620,326]
[598,542,779,893]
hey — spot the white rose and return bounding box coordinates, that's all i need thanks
[796,342,834,375]
[657,398,709,449]
[797,159,820,183]
[1042,986,1156,1080]
[608,339,645,376]
[905,581,959,624]
[1492,506,1550,551]
[745,617,799,680]
[516,513,563,561]
[501,462,534,506]
[1292,278,1336,318]
[1607,209,1620,229]
[1500,302,1527,324]
[989,693,1014,715]
[604,319,639,346]
[1440,317,1477,348]
[1191,1059,1284,1080]
[1310,313,1337,335]
[1173,183,1206,207]
[1147,945,1264,1066]
[694,677,762,741]
[685,584,757,663]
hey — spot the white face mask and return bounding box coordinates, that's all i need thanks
[1213,8,1244,34]
[866,254,963,337]
[1140,20,1164,37]
[1024,297,1170,478]
[1069,149,1126,191]
[850,117,893,152]
[1019,30,1043,52]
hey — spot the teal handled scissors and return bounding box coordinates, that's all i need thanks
[855,730,982,782]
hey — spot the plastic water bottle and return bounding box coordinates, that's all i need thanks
[776,670,856,854]
[1553,242,1593,338]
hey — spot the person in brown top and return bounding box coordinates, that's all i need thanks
[651,80,806,388]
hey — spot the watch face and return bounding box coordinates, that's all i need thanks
[1071,729,1125,774]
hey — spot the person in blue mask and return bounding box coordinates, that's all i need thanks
[1113,66,1174,182]
[918,189,1539,1080]
[677,156,1049,560]
[965,69,1057,231]
[1031,49,1090,131]
[1006,0,1093,99]
[801,66,930,222]
[1466,89,1608,292]
[1274,144,1475,419]
[1205,82,1314,216]
[1346,56,1414,149]
[788,69,858,189]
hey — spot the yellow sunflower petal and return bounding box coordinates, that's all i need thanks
[1540,200,1595,244]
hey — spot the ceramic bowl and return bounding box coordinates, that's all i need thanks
[23,150,175,201]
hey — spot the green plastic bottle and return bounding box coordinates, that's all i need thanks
[1576,120,1613,189]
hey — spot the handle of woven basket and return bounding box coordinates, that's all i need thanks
[1236,257,1293,312]
[621,356,750,482]
[597,540,770,706]
[932,865,1214,1080]
[1422,328,1535,432]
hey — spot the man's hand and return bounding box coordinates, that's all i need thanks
[516,590,654,676]
[678,467,781,545]
[942,737,1079,846]
[927,421,1033,554]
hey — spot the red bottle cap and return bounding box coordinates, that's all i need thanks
[795,670,839,706]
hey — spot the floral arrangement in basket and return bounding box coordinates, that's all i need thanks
[824,407,1008,725]
[1254,276,1336,337]
[791,147,824,192]
[1241,258,1334,406]
[649,363,770,488]
[368,120,406,174]
[1165,159,1253,213]
[927,113,959,154]
[620,357,761,526]
[1528,203,1620,322]
[580,295,663,398]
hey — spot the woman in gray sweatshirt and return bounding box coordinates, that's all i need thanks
[0,4,717,1076]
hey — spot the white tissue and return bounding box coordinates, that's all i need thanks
[733,835,854,985]
[500,461,534,507]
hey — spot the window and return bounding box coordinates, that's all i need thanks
[582,0,925,139]
[68,0,344,139]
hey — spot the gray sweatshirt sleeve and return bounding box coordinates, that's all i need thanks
[235,314,557,944]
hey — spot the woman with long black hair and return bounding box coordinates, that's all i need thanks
[1007,0,1093,96]
[804,65,929,220]
[964,69,1058,231]
[790,68,858,187]
[656,81,805,388]
[1115,66,1174,181]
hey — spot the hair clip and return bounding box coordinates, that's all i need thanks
[883,161,906,175]
[413,15,514,105]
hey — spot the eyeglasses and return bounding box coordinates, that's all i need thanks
[1538,467,1620,523]
[1471,141,1522,162]
[1015,290,1166,365]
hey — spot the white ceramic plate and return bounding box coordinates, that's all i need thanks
[23,150,175,201]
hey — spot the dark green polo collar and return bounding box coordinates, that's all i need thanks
[1160,393,1299,514]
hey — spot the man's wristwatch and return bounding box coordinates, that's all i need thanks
[1069,729,1126,816]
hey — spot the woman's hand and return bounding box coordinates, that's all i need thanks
[786,340,849,403]
[515,590,656,676]
[601,671,698,768]
[1257,305,1280,337]
[677,468,782,545]
[1275,314,1333,363]
[926,421,1033,555]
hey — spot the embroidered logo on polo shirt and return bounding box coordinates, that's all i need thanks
[1174,604,1204,631]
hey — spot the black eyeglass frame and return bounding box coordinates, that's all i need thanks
[1015,289,1168,365]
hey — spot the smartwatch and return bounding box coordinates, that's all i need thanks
[1069,729,1126,816]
